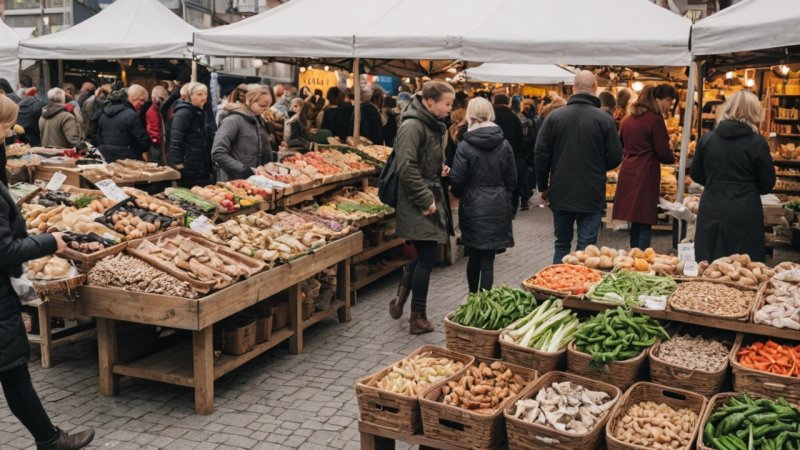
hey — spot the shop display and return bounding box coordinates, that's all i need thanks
[253,162,314,187]
[357,144,392,163]
[500,298,580,352]
[161,187,219,216]
[775,179,800,191]
[509,381,615,434]
[668,282,757,319]
[97,199,179,240]
[654,335,730,373]
[312,187,393,224]
[122,187,186,221]
[755,265,800,329]
[574,307,668,370]
[61,231,119,254]
[612,401,698,450]
[319,148,375,172]
[526,264,602,295]
[25,255,73,280]
[81,159,179,184]
[774,143,800,161]
[660,165,677,201]
[562,246,681,275]
[701,395,800,450]
[698,255,773,287]
[736,340,800,378]
[587,270,676,307]
[440,361,527,414]
[371,352,466,396]
[7,182,39,205]
[449,287,536,330]
[87,254,198,299]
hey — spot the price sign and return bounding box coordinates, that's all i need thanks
[682,261,700,277]
[95,179,130,203]
[639,295,668,311]
[189,215,214,234]
[678,243,696,262]
[45,171,67,191]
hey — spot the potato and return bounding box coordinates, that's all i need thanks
[585,245,600,257]
[599,255,614,269]
[562,255,580,265]
[652,263,672,275]
[618,257,634,268]
[584,256,601,269]
[575,250,587,262]
[634,258,651,272]
[739,277,757,286]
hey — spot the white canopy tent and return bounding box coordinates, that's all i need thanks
[0,20,21,89]
[18,0,197,60]
[465,64,575,85]
[691,0,800,56]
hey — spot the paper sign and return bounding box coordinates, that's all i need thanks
[190,215,214,234]
[683,261,699,277]
[639,295,668,311]
[678,243,695,262]
[45,171,67,191]
[95,179,130,203]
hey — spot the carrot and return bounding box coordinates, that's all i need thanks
[738,340,800,378]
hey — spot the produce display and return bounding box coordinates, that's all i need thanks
[612,401,698,450]
[61,231,119,254]
[587,270,676,307]
[97,199,179,240]
[87,254,198,299]
[312,187,393,224]
[701,395,800,450]
[161,187,218,217]
[668,281,756,318]
[755,264,800,329]
[8,182,39,204]
[574,307,668,370]
[25,255,73,280]
[509,381,615,434]
[357,144,392,163]
[562,246,681,275]
[371,352,466,397]
[440,361,527,414]
[253,162,314,187]
[500,298,580,352]
[699,254,773,287]
[775,179,800,192]
[122,187,185,221]
[190,182,266,213]
[660,165,677,201]
[654,335,730,372]
[736,340,800,378]
[527,264,602,295]
[449,287,536,330]
[776,142,800,161]
[81,159,179,184]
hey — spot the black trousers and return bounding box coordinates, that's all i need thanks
[406,240,438,313]
[0,363,57,443]
[467,248,496,293]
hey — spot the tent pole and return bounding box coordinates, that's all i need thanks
[352,57,361,144]
[43,60,51,91]
[57,60,64,87]
[677,60,698,203]
[191,60,198,83]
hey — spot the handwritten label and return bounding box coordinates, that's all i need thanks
[640,295,668,311]
[678,243,695,262]
[683,261,700,277]
[45,171,67,191]
[190,215,214,234]
[95,179,129,203]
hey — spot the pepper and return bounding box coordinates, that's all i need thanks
[748,412,778,425]
[705,422,716,445]
[713,436,735,450]
[726,434,747,450]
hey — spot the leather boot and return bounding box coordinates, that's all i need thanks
[36,428,95,450]
[389,267,413,319]
[409,312,435,335]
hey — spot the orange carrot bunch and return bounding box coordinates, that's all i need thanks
[736,340,800,378]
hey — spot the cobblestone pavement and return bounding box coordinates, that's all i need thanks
[1,206,796,449]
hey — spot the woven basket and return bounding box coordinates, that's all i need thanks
[444,313,501,358]
[605,382,708,450]
[730,334,800,405]
[504,371,621,450]
[648,325,735,397]
[419,357,537,449]
[667,279,763,322]
[695,392,771,450]
[566,341,648,391]
[355,346,473,434]
[499,333,566,374]
[671,276,759,291]
[521,265,601,301]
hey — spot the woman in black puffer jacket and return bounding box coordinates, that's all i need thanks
[169,82,212,186]
[450,97,517,293]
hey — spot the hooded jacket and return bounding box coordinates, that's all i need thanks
[38,103,81,149]
[212,104,274,181]
[450,124,517,250]
[16,96,45,146]
[691,119,776,262]
[169,100,211,182]
[534,93,623,213]
[96,93,150,162]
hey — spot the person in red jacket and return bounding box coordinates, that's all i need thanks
[612,85,677,249]
[146,85,168,164]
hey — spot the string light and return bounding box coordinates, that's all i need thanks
[746,79,755,87]
[299,67,306,73]
[726,71,735,79]
[780,65,790,75]
[632,81,644,92]
[324,65,329,71]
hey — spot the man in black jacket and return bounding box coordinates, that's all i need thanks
[534,71,622,263]
[94,88,150,163]
[16,89,45,146]
[493,94,525,215]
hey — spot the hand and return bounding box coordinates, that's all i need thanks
[540,189,550,207]
[52,232,68,253]
[441,164,451,177]
[423,201,437,216]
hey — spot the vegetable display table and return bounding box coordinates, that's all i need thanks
[358,421,471,450]
[71,232,362,414]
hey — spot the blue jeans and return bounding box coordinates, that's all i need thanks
[552,210,603,263]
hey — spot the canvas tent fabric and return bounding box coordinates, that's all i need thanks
[691,0,800,56]
[465,64,575,85]
[0,20,20,89]
[18,0,197,60]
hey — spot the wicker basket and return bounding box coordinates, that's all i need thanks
[444,313,501,358]
[504,371,621,450]
[648,325,735,397]
[566,341,648,391]
[730,334,800,404]
[605,382,708,450]
[355,346,473,434]
[499,333,566,374]
[521,265,602,301]
[695,392,770,450]
[419,357,538,449]
[667,279,763,322]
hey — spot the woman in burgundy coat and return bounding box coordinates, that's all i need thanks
[612,85,677,249]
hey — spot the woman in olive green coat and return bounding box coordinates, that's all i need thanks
[389,81,455,334]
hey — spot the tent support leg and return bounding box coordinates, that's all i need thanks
[353,58,361,144]
[677,60,698,204]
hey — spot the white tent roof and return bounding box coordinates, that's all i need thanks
[465,64,575,85]
[18,0,196,60]
[0,20,20,89]
[692,0,800,56]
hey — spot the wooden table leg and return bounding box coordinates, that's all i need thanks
[337,260,352,323]
[360,431,395,450]
[37,302,52,369]
[192,326,214,415]
[96,318,119,396]
[288,284,302,355]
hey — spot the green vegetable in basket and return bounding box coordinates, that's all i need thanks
[573,307,668,370]
[501,298,580,352]
[703,395,800,450]
[450,286,536,330]
[586,270,676,307]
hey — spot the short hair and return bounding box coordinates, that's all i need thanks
[0,94,19,132]
[493,94,510,107]
[718,90,763,133]
[466,97,495,126]
[326,87,341,104]
[185,82,208,98]
[599,91,616,109]
[653,84,677,101]
[227,83,248,103]
[245,84,272,106]
[19,75,33,88]
[81,81,96,92]
[360,88,373,103]
[47,87,66,104]
[573,71,597,92]
[62,83,76,94]
[421,80,455,102]
[0,78,13,94]
[151,85,168,104]
[127,84,149,102]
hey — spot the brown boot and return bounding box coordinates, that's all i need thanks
[389,267,413,319]
[36,427,95,450]
[409,312,435,335]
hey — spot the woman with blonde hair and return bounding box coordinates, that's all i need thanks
[691,90,776,262]
[449,97,517,293]
[169,82,212,185]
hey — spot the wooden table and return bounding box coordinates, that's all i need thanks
[26,300,96,369]
[358,421,471,450]
[66,232,362,414]
[274,174,372,207]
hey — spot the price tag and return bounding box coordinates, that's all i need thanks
[95,179,129,203]
[639,295,668,311]
[45,171,67,191]
[678,243,695,262]
[682,261,700,277]
[190,215,214,234]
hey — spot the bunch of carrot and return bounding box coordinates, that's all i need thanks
[736,340,800,378]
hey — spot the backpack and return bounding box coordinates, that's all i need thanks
[377,149,399,207]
